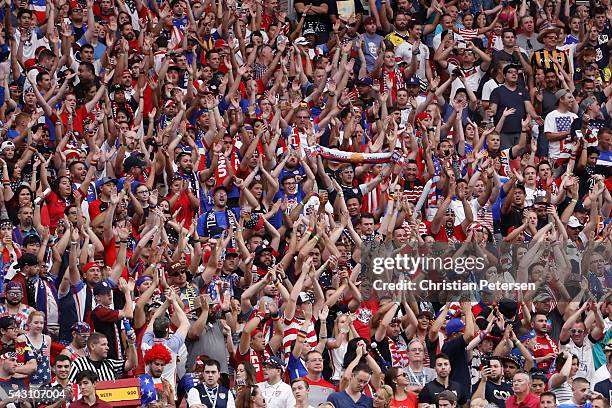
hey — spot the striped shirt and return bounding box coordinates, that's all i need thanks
[282,317,317,360]
[530,49,570,73]
[68,356,125,382]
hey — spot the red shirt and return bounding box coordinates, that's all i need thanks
[166,191,195,229]
[88,199,108,222]
[391,392,418,408]
[45,191,82,232]
[303,376,336,391]
[354,300,379,339]
[60,106,91,134]
[505,393,540,408]
[533,334,559,370]
[70,397,113,408]
[425,221,467,243]
[234,346,272,383]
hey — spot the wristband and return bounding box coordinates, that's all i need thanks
[120,240,128,244]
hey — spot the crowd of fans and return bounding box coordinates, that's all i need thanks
[0,0,609,406]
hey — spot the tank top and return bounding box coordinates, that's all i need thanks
[551,380,573,404]
[24,334,51,387]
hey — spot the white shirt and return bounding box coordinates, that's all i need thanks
[544,109,578,160]
[560,337,595,382]
[257,380,296,408]
[394,42,430,80]
[481,78,501,102]
[447,63,485,100]
[15,29,48,60]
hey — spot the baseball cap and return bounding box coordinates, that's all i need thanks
[533,291,553,302]
[294,37,309,46]
[355,77,373,87]
[0,352,17,361]
[255,245,273,257]
[297,291,314,305]
[264,356,284,369]
[554,88,571,102]
[0,141,15,152]
[18,253,38,268]
[534,195,549,205]
[604,338,612,352]
[416,112,432,122]
[71,322,91,334]
[500,354,522,368]
[445,318,465,336]
[135,276,153,288]
[568,216,583,228]
[502,63,520,74]
[518,330,536,342]
[95,177,117,191]
[124,155,147,171]
[302,28,317,37]
[213,185,229,194]
[5,282,22,292]
[93,281,112,296]
[417,310,434,319]
[579,95,598,113]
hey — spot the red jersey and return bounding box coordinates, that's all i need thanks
[234,346,273,383]
[391,392,418,408]
[532,334,559,371]
[354,300,379,339]
[424,221,467,244]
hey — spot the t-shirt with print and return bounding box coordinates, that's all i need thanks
[544,109,578,160]
[533,334,559,371]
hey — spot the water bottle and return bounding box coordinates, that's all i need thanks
[123,318,135,339]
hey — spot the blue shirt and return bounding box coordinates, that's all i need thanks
[327,391,373,408]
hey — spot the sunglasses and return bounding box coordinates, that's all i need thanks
[570,329,584,334]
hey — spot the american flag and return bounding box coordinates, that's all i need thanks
[139,374,158,405]
[555,116,573,132]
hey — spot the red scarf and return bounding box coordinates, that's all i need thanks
[388,336,409,367]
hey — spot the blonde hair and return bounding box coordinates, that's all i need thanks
[376,385,394,406]
[332,313,355,342]
[470,398,489,408]
[28,311,45,324]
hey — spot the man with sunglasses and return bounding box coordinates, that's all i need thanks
[559,304,601,382]
[60,322,91,361]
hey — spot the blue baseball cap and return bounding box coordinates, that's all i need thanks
[446,318,465,336]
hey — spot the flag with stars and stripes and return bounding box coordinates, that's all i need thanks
[555,116,573,132]
[178,373,200,395]
[139,374,158,405]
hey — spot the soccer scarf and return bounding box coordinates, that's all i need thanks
[204,208,238,246]
[388,336,409,367]
[215,148,240,184]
